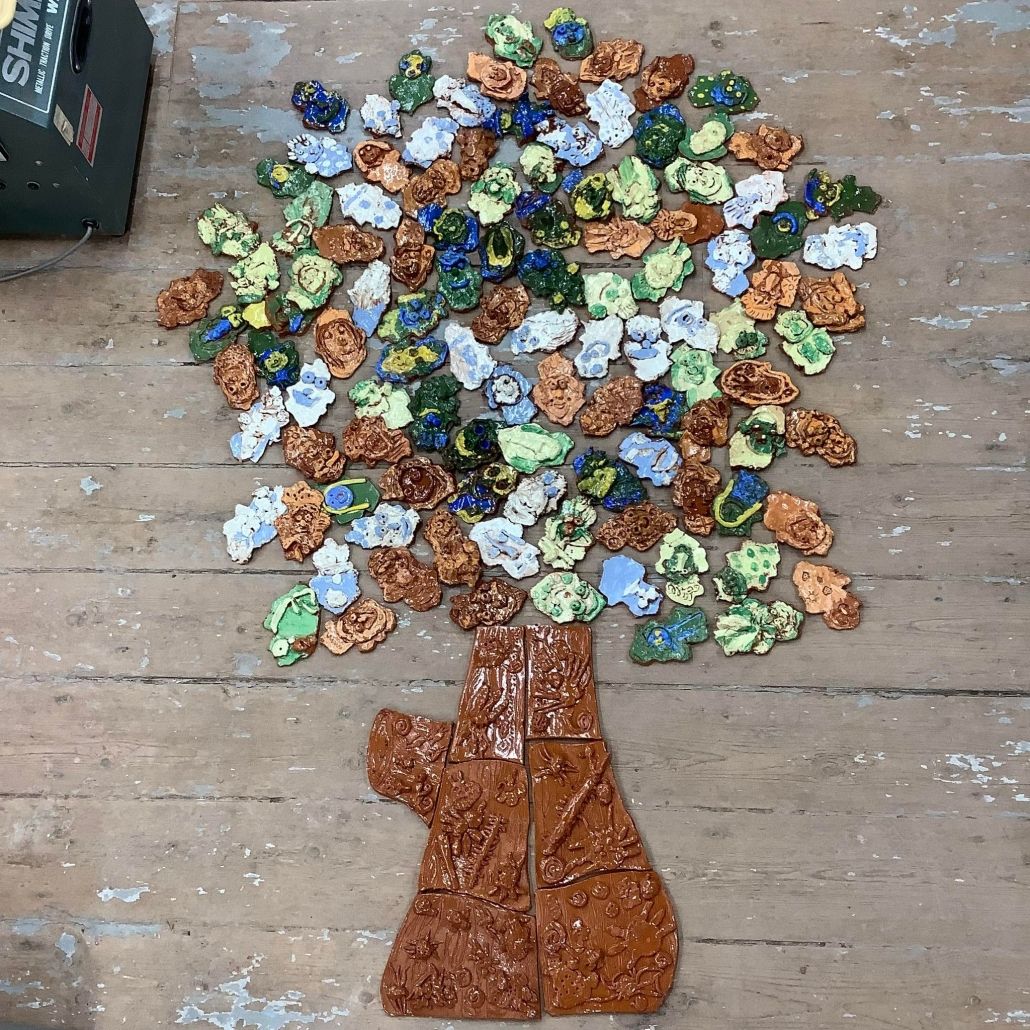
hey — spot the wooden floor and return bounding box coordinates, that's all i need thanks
[1,0,1028,1026]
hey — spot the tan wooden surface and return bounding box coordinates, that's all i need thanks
[1,0,1028,1026]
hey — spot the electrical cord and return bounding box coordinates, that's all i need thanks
[0,221,96,283]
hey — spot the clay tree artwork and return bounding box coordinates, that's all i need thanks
[154,10,899,1025]
[369,625,678,1018]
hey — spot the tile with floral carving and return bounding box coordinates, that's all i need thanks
[418,758,531,911]
[381,893,540,1019]
[537,869,677,1015]
[449,625,526,762]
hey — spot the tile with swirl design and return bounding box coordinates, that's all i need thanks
[528,740,647,889]
[366,708,452,825]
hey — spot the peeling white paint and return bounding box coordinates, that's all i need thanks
[176,955,350,1028]
[936,747,1029,807]
[872,0,1030,49]
[141,0,177,54]
[56,932,77,960]
[879,526,912,538]
[910,314,973,330]
[0,978,45,996]
[97,885,151,903]
[193,13,293,99]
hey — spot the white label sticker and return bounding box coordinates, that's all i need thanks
[54,104,73,145]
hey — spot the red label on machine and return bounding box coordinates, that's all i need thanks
[76,87,102,167]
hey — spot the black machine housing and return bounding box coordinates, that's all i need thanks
[0,0,153,236]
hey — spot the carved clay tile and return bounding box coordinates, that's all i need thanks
[579,376,644,437]
[633,53,695,111]
[528,740,647,888]
[352,139,411,193]
[823,591,862,630]
[417,759,531,911]
[680,396,733,450]
[401,158,463,216]
[212,340,259,410]
[595,502,677,552]
[532,58,588,115]
[651,202,726,245]
[455,125,500,181]
[367,708,452,825]
[371,625,677,1020]
[368,546,442,611]
[380,893,540,1019]
[798,271,865,332]
[719,359,800,407]
[466,52,528,102]
[449,625,526,763]
[579,39,644,83]
[671,457,722,536]
[450,577,528,630]
[320,597,397,654]
[471,283,531,344]
[727,124,804,172]
[274,481,331,561]
[341,414,414,465]
[763,490,834,556]
[532,352,586,427]
[582,215,655,259]
[378,456,456,510]
[312,223,385,264]
[784,408,857,466]
[536,870,677,1015]
[314,307,367,380]
[157,268,223,328]
[740,259,800,321]
[792,560,862,630]
[390,218,436,290]
[525,624,601,740]
[424,510,483,587]
[281,423,347,483]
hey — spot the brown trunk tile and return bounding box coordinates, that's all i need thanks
[449,626,526,763]
[537,870,678,1015]
[528,740,648,888]
[369,625,679,1019]
[381,893,540,1019]
[526,625,601,740]
[366,708,452,826]
[418,759,531,912]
